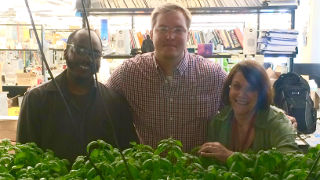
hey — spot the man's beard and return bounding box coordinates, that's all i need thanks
[66,60,100,85]
[73,75,92,86]
[66,60,100,74]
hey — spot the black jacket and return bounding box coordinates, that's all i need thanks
[17,70,138,163]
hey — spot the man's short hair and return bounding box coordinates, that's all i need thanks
[151,3,192,29]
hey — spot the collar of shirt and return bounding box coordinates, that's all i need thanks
[45,70,97,92]
[44,70,97,113]
[152,49,189,76]
[216,105,272,130]
[45,70,68,92]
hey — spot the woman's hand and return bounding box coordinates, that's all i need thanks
[286,115,298,129]
[198,142,234,163]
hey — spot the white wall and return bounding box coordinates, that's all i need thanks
[309,0,320,63]
[298,0,320,63]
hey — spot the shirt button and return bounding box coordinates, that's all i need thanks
[169,117,173,121]
[165,80,168,83]
[169,98,173,102]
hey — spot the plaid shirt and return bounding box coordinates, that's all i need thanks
[106,51,227,152]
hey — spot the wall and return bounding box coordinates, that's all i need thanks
[309,0,320,63]
[298,0,320,63]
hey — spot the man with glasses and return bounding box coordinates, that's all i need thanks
[107,3,227,152]
[17,29,138,163]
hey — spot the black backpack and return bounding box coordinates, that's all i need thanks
[273,72,317,134]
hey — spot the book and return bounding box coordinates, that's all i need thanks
[199,31,205,44]
[229,30,241,48]
[204,31,215,44]
[117,0,127,8]
[108,0,116,8]
[234,28,244,48]
[126,0,136,8]
[113,0,120,8]
[218,29,230,49]
[136,32,144,47]
[103,0,111,8]
[225,30,235,48]
[214,29,223,45]
[194,31,201,44]
[191,31,198,47]
[91,0,101,8]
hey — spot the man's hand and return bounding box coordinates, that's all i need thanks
[286,115,297,129]
[198,142,233,163]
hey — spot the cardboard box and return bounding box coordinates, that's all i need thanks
[266,68,280,86]
[16,72,38,86]
[311,91,319,109]
[0,119,18,142]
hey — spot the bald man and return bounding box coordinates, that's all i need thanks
[17,29,138,162]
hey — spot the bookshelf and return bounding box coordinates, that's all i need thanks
[81,4,298,71]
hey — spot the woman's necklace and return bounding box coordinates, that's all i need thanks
[231,114,256,152]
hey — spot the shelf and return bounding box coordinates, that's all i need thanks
[103,55,134,59]
[263,53,297,58]
[198,53,297,58]
[188,5,297,14]
[49,48,64,51]
[85,5,297,16]
[2,85,30,98]
[83,4,297,72]
[102,54,230,59]
[0,49,38,52]
[102,53,296,59]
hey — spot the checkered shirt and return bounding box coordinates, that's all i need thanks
[106,51,227,152]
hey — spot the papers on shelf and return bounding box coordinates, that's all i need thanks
[258,29,298,55]
[258,43,296,52]
[267,0,299,6]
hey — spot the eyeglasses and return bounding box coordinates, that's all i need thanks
[155,26,187,35]
[68,44,102,59]
[229,83,256,93]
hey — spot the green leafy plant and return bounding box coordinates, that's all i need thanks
[1,139,320,179]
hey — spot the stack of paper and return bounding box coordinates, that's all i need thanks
[267,0,298,6]
[257,29,298,55]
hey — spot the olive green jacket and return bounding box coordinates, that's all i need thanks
[208,105,298,153]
